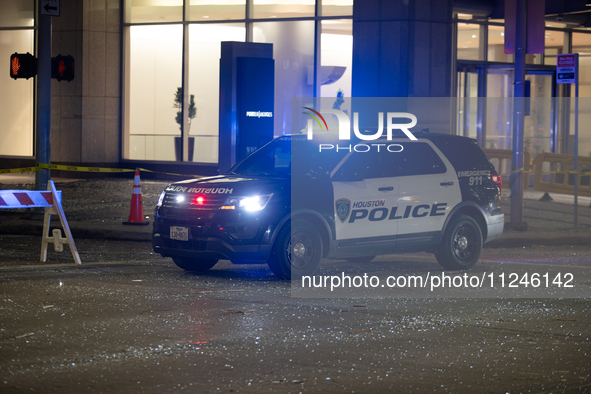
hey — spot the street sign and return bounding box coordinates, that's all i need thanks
[557,54,577,84]
[40,0,60,17]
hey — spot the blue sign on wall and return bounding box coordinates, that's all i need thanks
[236,57,275,163]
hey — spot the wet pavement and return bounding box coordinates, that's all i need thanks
[1,248,591,393]
[1,174,591,393]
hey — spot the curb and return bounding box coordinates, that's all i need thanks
[2,220,591,248]
[486,232,591,248]
[0,220,152,242]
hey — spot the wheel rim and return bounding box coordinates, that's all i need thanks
[286,229,317,271]
[451,223,477,263]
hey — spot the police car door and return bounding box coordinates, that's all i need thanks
[330,147,400,255]
[394,139,461,245]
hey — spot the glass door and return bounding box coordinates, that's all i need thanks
[457,66,482,141]
[486,68,556,159]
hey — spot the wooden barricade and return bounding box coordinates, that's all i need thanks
[531,152,591,198]
[482,148,532,189]
[0,180,81,265]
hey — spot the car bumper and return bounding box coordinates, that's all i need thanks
[152,232,272,263]
[485,209,504,243]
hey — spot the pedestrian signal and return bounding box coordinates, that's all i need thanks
[51,54,74,82]
[10,53,37,80]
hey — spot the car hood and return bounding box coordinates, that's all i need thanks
[164,175,288,197]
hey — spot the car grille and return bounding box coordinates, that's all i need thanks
[161,192,227,217]
[162,237,207,251]
[163,192,226,210]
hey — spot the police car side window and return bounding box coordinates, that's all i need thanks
[332,151,399,181]
[396,143,447,177]
[234,145,290,176]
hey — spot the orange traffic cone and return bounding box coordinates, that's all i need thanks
[123,170,149,226]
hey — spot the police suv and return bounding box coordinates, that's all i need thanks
[152,132,504,279]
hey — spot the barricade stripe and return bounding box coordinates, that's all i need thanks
[42,192,53,205]
[15,192,34,206]
[0,190,59,208]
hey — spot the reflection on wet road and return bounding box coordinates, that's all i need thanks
[1,245,591,393]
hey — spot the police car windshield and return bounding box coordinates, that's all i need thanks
[227,136,346,178]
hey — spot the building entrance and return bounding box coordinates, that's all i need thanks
[457,64,560,163]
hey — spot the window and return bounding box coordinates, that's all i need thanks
[188,24,245,163]
[0,0,34,27]
[126,0,183,23]
[253,20,315,136]
[189,0,245,21]
[433,138,493,172]
[123,0,353,163]
[322,0,353,16]
[320,19,352,107]
[331,151,386,181]
[253,0,315,19]
[396,143,447,177]
[457,23,482,61]
[127,25,183,161]
[0,8,35,156]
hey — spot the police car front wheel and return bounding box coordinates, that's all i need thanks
[435,215,482,270]
[172,257,218,272]
[268,219,323,280]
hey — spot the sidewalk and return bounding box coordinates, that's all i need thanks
[1,173,591,248]
[0,173,163,242]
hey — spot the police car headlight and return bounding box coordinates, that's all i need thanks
[221,194,272,212]
[157,191,166,207]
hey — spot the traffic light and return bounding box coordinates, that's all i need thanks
[51,54,74,82]
[10,52,37,79]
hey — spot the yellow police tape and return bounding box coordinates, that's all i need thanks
[2,164,591,178]
[504,167,591,176]
[0,166,41,174]
[1,163,204,178]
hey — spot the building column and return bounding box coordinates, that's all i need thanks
[51,0,121,165]
[351,0,454,98]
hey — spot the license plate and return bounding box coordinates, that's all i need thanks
[170,226,189,241]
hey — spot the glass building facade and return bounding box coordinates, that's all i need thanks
[123,0,353,164]
[456,15,591,161]
[0,0,35,157]
[2,0,591,167]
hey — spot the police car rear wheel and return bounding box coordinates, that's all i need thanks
[436,215,482,270]
[268,219,323,280]
[172,257,218,272]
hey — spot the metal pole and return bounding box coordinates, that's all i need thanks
[510,0,526,229]
[35,13,52,190]
[181,2,189,162]
[574,54,579,228]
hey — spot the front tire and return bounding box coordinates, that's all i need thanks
[268,219,323,280]
[172,257,218,272]
[436,215,482,270]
